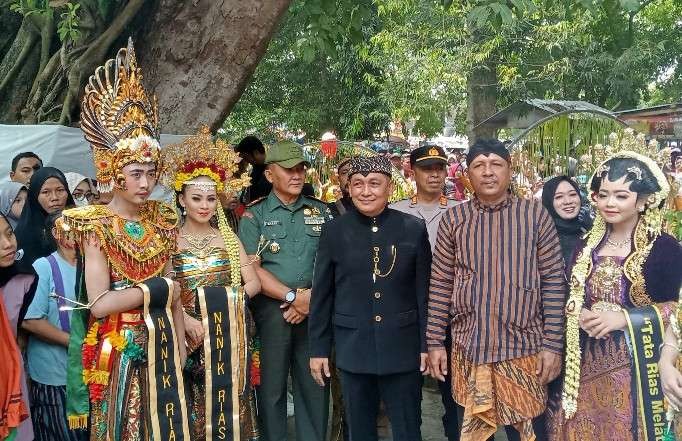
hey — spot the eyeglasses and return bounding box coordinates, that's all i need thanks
[73,192,96,202]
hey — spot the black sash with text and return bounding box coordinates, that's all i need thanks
[624,305,666,441]
[197,286,242,441]
[141,277,191,441]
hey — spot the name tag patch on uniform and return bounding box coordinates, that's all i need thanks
[264,220,281,226]
[304,216,325,225]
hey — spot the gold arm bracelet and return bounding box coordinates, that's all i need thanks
[659,342,680,353]
[88,289,110,308]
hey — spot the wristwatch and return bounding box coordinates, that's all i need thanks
[285,289,297,304]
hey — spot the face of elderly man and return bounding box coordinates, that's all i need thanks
[265,163,306,202]
[349,172,393,217]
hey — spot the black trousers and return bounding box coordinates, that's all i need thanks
[503,415,548,441]
[437,326,462,441]
[339,369,422,441]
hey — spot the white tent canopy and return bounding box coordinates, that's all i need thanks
[0,124,187,184]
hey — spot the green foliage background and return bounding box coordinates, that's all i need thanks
[227,0,682,142]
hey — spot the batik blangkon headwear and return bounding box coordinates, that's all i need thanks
[80,38,160,193]
[466,138,511,165]
[348,156,393,178]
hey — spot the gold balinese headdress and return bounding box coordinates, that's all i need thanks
[160,125,250,194]
[562,128,672,419]
[80,38,160,192]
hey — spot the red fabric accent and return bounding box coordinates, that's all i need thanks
[0,291,28,438]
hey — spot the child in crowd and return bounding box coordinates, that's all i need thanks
[22,212,85,441]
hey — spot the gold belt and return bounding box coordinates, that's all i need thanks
[120,310,143,323]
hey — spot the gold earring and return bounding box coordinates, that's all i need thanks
[115,173,127,191]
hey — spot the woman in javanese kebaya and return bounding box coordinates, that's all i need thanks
[161,127,260,441]
[58,40,188,441]
[548,130,682,441]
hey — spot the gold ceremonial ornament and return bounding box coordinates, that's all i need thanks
[428,148,439,156]
[371,245,397,283]
[269,242,280,254]
[161,125,251,194]
[80,38,160,193]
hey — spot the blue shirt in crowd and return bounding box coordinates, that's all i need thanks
[24,252,76,386]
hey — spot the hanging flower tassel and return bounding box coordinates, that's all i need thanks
[663,407,676,441]
[663,429,675,441]
[251,335,261,387]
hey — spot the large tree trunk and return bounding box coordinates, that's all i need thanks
[0,20,40,123]
[137,0,292,134]
[465,59,498,145]
[0,0,292,131]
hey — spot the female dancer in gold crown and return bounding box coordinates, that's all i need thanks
[548,130,682,441]
[161,127,260,440]
[58,39,190,441]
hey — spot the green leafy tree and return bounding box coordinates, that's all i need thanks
[224,0,390,141]
[367,0,681,141]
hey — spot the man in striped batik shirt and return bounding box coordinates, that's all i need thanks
[427,139,567,441]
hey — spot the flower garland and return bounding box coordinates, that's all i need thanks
[250,335,261,387]
[561,215,605,418]
[81,320,146,401]
[216,205,241,288]
[174,162,227,192]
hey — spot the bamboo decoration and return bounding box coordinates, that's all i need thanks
[510,111,626,198]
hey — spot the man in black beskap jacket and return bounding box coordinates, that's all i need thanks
[309,156,432,441]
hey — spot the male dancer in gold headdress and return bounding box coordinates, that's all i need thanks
[59,39,190,441]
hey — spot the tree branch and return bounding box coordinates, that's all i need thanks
[59,0,147,124]
[39,11,54,73]
[0,31,38,97]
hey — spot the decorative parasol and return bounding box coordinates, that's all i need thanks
[300,140,415,203]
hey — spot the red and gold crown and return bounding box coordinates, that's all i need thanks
[80,38,160,192]
[161,125,250,194]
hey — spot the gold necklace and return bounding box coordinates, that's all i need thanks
[181,229,218,258]
[606,235,631,248]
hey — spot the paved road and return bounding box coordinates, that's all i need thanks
[286,384,508,440]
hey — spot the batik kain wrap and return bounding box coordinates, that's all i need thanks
[623,305,667,441]
[140,277,191,441]
[198,286,243,441]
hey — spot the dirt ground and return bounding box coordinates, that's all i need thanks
[287,382,508,440]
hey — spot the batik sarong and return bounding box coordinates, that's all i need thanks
[452,345,546,441]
